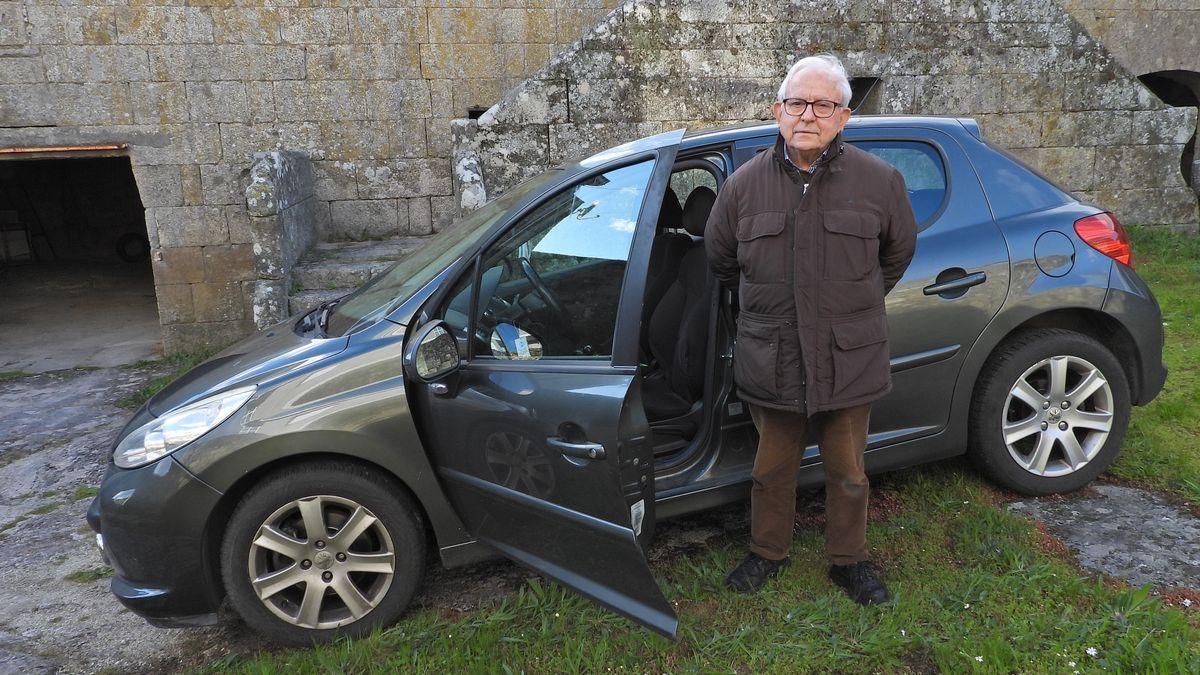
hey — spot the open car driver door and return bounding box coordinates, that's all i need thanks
[405,130,686,637]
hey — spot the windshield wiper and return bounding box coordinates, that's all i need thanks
[298,297,343,336]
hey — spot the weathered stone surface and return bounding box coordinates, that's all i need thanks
[1008,485,1200,590]
[131,163,184,208]
[356,158,453,199]
[154,282,195,325]
[1041,110,1134,147]
[328,198,407,240]
[148,45,306,82]
[200,163,248,206]
[116,7,214,45]
[153,206,228,248]
[456,0,1198,233]
[0,2,26,46]
[187,81,251,123]
[151,245,205,285]
[130,81,188,125]
[41,46,149,82]
[1,0,1191,353]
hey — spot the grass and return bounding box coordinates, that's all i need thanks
[1106,225,1200,507]
[206,466,1198,673]
[115,349,217,410]
[64,566,113,583]
[206,225,1200,673]
[0,370,29,380]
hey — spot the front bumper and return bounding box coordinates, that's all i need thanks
[88,457,224,626]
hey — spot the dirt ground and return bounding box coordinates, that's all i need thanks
[2,364,1197,673]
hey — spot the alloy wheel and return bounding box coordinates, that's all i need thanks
[1002,354,1115,477]
[247,495,395,629]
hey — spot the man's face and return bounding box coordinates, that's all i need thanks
[772,70,852,160]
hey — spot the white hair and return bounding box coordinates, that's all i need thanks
[776,54,852,106]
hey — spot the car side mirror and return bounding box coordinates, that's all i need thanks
[490,322,543,360]
[403,320,461,382]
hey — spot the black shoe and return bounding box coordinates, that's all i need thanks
[827,560,892,605]
[725,552,790,594]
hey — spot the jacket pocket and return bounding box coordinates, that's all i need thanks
[830,311,890,401]
[822,210,880,281]
[734,316,780,403]
[736,211,788,283]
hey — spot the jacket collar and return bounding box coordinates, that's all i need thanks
[773,132,846,179]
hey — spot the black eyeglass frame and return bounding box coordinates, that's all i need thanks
[779,97,843,118]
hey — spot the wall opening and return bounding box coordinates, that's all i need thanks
[0,154,161,372]
[850,77,883,114]
[1138,70,1200,192]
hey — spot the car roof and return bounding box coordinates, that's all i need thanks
[679,115,980,150]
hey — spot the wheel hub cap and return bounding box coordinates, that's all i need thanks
[1001,354,1114,478]
[248,495,396,630]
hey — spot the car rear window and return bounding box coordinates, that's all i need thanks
[970,141,1072,220]
[851,140,947,226]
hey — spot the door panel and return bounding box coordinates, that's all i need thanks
[412,136,682,637]
[846,129,1010,444]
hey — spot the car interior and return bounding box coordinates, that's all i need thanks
[639,160,724,462]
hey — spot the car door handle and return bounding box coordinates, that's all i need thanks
[923,271,987,297]
[546,437,606,460]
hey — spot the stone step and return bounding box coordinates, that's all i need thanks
[288,288,351,316]
[288,236,431,317]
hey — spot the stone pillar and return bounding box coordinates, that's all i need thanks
[245,151,316,328]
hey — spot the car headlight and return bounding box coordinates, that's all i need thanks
[113,385,256,469]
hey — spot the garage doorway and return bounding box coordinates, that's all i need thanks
[0,151,161,373]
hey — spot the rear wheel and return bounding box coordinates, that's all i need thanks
[220,461,425,645]
[969,328,1130,495]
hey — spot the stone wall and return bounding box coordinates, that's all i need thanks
[454,0,1199,232]
[0,0,619,352]
[245,150,315,329]
[0,0,1196,352]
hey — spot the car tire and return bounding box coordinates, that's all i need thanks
[220,460,426,646]
[968,328,1130,496]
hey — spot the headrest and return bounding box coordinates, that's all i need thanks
[682,186,716,237]
[658,186,683,232]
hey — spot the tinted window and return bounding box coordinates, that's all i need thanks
[444,160,654,361]
[972,142,1072,220]
[852,140,947,226]
[669,167,718,211]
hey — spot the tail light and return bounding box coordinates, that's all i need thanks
[1074,212,1133,268]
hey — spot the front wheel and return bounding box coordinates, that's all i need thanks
[220,461,426,645]
[969,328,1130,496]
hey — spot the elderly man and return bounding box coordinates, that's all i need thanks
[705,55,917,603]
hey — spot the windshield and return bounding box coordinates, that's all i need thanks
[324,169,563,337]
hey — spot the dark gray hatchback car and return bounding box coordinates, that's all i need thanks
[90,116,1166,645]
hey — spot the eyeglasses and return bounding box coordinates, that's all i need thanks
[780,98,842,118]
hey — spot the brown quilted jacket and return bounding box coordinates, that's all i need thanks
[705,133,918,415]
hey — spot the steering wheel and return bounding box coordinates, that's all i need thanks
[518,256,574,334]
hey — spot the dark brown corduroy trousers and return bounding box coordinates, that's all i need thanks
[747,402,872,565]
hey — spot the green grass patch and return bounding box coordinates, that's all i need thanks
[1108,226,1200,507]
[0,370,29,380]
[71,486,99,501]
[64,566,113,583]
[115,348,217,410]
[207,466,1199,674]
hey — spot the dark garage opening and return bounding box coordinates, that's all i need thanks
[0,154,161,373]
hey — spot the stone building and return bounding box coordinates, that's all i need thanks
[0,0,1196,359]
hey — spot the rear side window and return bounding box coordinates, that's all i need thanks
[972,142,1072,220]
[852,140,947,226]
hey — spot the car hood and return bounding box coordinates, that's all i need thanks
[146,321,349,416]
